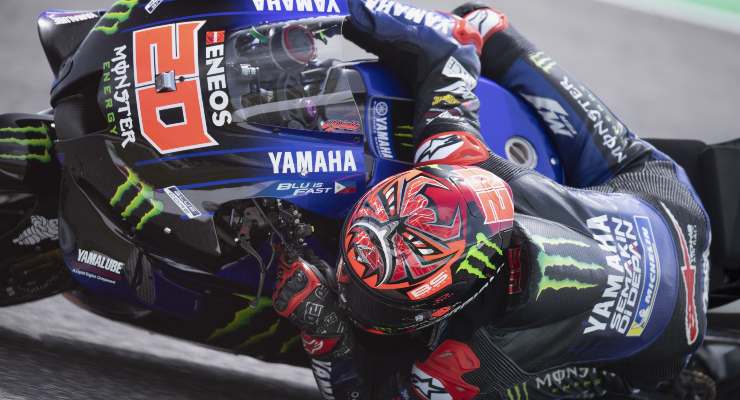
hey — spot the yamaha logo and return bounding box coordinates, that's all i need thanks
[374,101,389,117]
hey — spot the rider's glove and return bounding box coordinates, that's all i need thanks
[344,0,491,166]
[274,256,376,400]
[272,255,353,358]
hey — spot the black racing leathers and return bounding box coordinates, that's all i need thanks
[303,4,710,400]
[397,11,710,400]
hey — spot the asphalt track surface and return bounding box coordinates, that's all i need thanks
[0,1,739,399]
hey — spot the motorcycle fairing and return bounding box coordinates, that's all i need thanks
[44,0,562,365]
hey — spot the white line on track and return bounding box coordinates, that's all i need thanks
[593,0,740,35]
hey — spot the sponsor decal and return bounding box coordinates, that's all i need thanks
[520,94,577,138]
[321,119,361,133]
[13,216,59,246]
[163,186,202,219]
[393,123,415,160]
[206,30,225,45]
[208,295,301,353]
[702,231,711,316]
[441,57,477,90]
[507,247,523,295]
[533,235,604,300]
[371,99,394,159]
[102,45,137,148]
[77,249,124,276]
[48,11,99,25]
[529,51,557,73]
[434,81,477,101]
[532,367,606,396]
[311,359,336,400]
[251,0,341,13]
[627,217,661,337]
[432,94,460,107]
[364,0,455,35]
[205,31,233,127]
[415,134,464,164]
[145,0,163,14]
[583,214,659,336]
[276,182,332,196]
[661,203,699,345]
[72,248,125,284]
[334,179,357,195]
[110,168,163,230]
[268,150,358,175]
[506,383,529,400]
[535,367,589,389]
[457,233,502,279]
[408,270,451,301]
[304,301,325,324]
[411,366,451,400]
[464,9,506,41]
[560,75,627,163]
[0,123,52,163]
[301,333,339,356]
[94,0,138,35]
[133,21,219,154]
[205,30,224,45]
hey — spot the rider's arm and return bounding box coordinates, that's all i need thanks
[461,7,662,187]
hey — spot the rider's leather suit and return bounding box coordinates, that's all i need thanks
[277,2,711,399]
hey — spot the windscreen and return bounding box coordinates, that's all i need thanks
[224,17,364,134]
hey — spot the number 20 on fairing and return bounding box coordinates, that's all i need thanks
[133,21,218,154]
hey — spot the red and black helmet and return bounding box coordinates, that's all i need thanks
[337,164,514,334]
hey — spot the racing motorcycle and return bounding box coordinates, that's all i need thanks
[1,1,739,398]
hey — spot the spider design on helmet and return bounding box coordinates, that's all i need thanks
[345,169,467,290]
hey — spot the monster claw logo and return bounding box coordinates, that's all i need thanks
[0,124,52,163]
[532,235,604,300]
[94,0,139,35]
[457,232,502,279]
[208,295,301,355]
[506,383,529,400]
[110,168,163,230]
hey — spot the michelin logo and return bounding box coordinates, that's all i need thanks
[251,0,342,13]
[12,216,59,246]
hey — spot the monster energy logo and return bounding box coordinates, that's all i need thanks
[532,235,604,300]
[95,0,139,35]
[394,125,414,149]
[209,295,299,353]
[457,233,503,279]
[0,124,52,163]
[506,383,529,400]
[110,168,163,230]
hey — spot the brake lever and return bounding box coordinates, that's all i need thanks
[240,199,314,307]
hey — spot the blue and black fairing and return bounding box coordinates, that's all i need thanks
[39,0,561,364]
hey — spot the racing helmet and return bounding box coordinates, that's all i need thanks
[338,164,515,334]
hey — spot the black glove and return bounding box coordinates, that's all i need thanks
[273,255,353,357]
